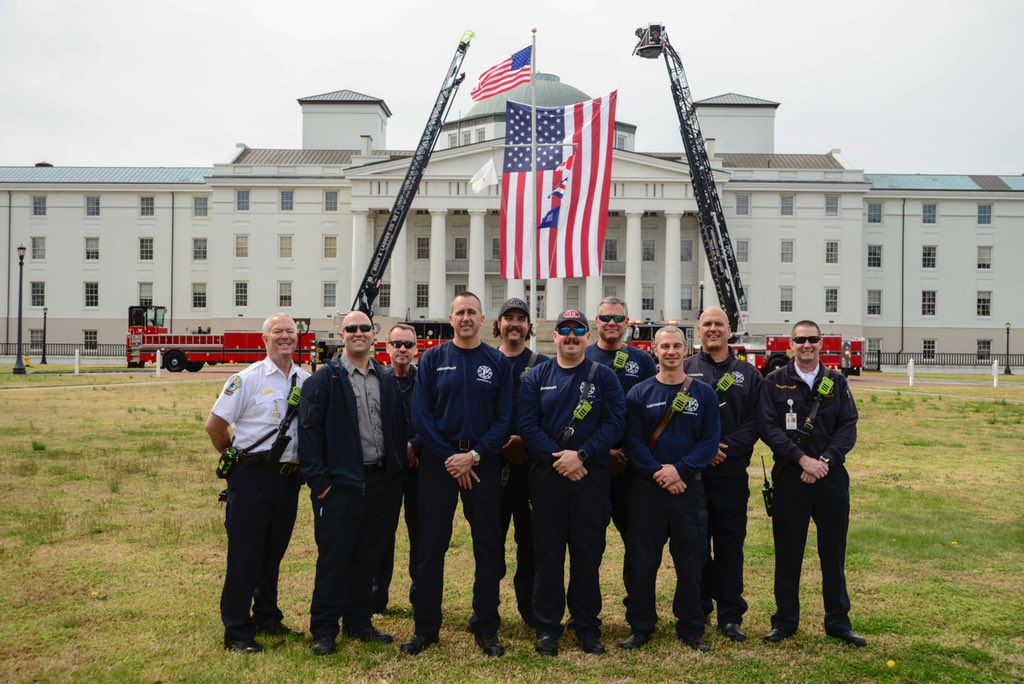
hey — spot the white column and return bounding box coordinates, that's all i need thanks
[428,210,447,319]
[585,275,603,318]
[468,210,486,299]
[663,212,682,321]
[390,222,408,319]
[350,210,368,307]
[545,279,564,319]
[625,211,643,319]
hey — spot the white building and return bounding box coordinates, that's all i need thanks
[2,81,1022,360]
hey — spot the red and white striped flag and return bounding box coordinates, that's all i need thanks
[500,92,617,279]
[470,46,532,102]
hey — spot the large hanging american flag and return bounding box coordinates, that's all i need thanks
[500,92,617,279]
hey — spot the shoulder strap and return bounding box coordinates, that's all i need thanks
[648,376,693,450]
[240,374,299,452]
[561,362,600,436]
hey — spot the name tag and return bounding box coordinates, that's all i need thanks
[786,412,798,431]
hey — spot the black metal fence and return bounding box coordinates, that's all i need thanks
[865,351,1024,371]
[1,342,126,357]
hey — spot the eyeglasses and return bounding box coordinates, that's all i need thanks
[792,336,821,344]
[388,340,416,349]
[597,314,626,323]
[557,325,588,337]
[343,324,373,334]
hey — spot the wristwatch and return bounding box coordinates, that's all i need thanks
[818,455,831,465]
[577,449,590,462]
[470,449,481,464]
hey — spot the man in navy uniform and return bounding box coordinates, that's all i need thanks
[206,313,310,652]
[493,297,548,629]
[621,326,720,652]
[584,297,657,606]
[758,320,865,648]
[401,292,513,657]
[299,310,407,656]
[683,306,762,642]
[373,323,422,613]
[518,309,625,657]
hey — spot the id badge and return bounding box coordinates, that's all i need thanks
[786,412,798,430]
[272,401,282,421]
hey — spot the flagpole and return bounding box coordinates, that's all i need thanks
[529,27,538,351]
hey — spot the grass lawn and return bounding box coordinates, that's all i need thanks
[0,371,1021,682]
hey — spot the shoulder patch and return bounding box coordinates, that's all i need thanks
[223,375,242,396]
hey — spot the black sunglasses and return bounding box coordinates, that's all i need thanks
[792,335,821,344]
[557,325,588,337]
[597,314,626,323]
[343,324,373,333]
[388,340,415,349]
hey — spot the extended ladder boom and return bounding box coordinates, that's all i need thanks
[351,31,474,317]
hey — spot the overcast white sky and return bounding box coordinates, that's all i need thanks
[1,0,1021,175]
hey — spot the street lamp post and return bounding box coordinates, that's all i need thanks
[1005,322,1012,375]
[41,306,48,365]
[698,281,705,316]
[13,244,26,375]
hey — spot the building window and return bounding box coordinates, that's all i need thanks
[780,240,794,264]
[236,190,250,211]
[780,287,794,313]
[31,236,45,260]
[825,240,839,264]
[86,196,101,217]
[379,283,391,308]
[32,196,46,216]
[735,194,750,216]
[454,237,468,260]
[29,329,44,352]
[476,128,486,143]
[84,282,99,308]
[681,285,693,311]
[735,239,749,263]
[977,204,992,225]
[565,285,580,309]
[603,284,617,299]
[642,239,656,262]
[490,283,505,311]
[234,281,248,307]
[642,286,654,311]
[867,202,882,223]
[615,134,626,150]
[867,338,882,356]
[462,131,471,146]
[604,238,618,261]
[280,190,294,211]
[278,234,293,259]
[192,282,207,309]
[192,238,207,261]
[416,237,430,259]
[324,191,338,212]
[680,239,693,262]
[138,282,153,307]
[867,289,882,316]
[323,235,337,259]
[279,282,292,307]
[780,194,794,216]
[977,245,992,270]
[492,237,502,261]
[867,244,882,268]
[140,196,155,216]
[448,133,457,148]
[922,203,936,224]
[825,194,839,217]
[416,283,429,308]
[977,291,992,317]
[824,287,839,314]
[921,290,936,316]
[977,339,992,360]
[139,237,154,261]
[193,196,208,217]
[452,282,467,301]
[31,282,45,307]
[922,245,937,269]
[235,234,249,258]
[922,339,936,361]
[83,330,98,351]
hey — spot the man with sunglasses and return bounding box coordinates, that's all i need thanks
[373,323,422,614]
[518,309,625,657]
[584,297,657,611]
[402,292,513,657]
[683,306,763,643]
[492,297,548,629]
[758,320,864,648]
[298,310,407,656]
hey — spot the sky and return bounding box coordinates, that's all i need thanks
[1,0,1021,175]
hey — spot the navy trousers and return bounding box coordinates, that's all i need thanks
[700,475,750,626]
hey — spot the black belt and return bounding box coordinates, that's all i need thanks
[642,470,702,483]
[452,439,476,451]
[242,451,299,476]
[364,462,385,472]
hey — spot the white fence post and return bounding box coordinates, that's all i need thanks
[155,350,162,378]
[907,358,915,387]
[993,359,999,387]
[74,349,80,375]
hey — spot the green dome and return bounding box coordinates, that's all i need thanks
[463,73,591,119]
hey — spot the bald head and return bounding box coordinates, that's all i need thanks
[697,306,731,358]
[342,310,371,328]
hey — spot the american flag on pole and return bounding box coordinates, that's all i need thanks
[500,92,617,279]
[470,46,532,102]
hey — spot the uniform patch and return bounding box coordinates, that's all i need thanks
[730,370,745,385]
[578,381,597,398]
[477,365,493,381]
[624,360,640,375]
[223,375,242,396]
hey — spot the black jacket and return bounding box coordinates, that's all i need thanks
[298,357,406,495]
